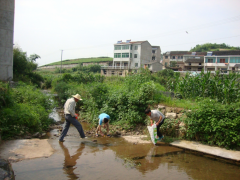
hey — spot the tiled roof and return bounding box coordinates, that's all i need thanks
[185,58,204,63]
[163,51,192,56]
[211,50,240,56]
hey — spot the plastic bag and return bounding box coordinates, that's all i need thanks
[75,113,79,120]
[147,123,158,145]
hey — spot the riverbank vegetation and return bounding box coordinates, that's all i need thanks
[1,47,240,149]
[0,82,54,139]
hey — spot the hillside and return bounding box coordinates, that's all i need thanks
[40,57,113,67]
[190,43,240,52]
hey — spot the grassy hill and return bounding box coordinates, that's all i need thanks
[40,57,113,67]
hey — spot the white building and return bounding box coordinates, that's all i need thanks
[101,40,162,76]
[204,52,240,73]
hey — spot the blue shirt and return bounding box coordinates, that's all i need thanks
[98,113,110,125]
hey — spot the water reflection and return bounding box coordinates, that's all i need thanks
[59,142,85,179]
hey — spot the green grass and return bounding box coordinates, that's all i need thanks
[161,97,198,110]
[40,57,113,66]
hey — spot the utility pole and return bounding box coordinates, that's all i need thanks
[60,50,63,74]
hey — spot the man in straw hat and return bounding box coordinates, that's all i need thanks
[59,94,87,142]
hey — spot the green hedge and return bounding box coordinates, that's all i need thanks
[184,98,240,149]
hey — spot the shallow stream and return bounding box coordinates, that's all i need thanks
[4,105,240,179]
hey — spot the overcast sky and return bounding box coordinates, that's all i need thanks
[14,0,240,66]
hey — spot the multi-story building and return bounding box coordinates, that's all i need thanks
[101,40,162,76]
[162,51,190,68]
[204,51,240,73]
[163,50,240,73]
[183,52,206,71]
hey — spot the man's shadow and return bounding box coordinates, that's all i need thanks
[59,142,85,179]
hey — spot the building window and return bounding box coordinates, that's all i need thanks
[230,57,240,63]
[111,71,115,75]
[122,45,129,50]
[130,53,132,58]
[181,56,183,59]
[134,54,137,58]
[114,53,121,58]
[152,56,155,60]
[189,63,191,66]
[152,50,155,53]
[221,68,227,73]
[208,59,213,63]
[178,56,181,59]
[119,71,122,76]
[220,59,225,63]
[198,68,202,71]
[114,46,121,50]
[165,56,168,59]
[135,63,138,67]
[199,63,201,65]
[148,64,151,68]
[165,62,168,66]
[172,56,175,59]
[134,46,138,50]
[122,53,129,58]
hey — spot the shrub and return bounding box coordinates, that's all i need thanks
[184,98,240,149]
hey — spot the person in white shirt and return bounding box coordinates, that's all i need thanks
[145,108,165,141]
[59,94,87,142]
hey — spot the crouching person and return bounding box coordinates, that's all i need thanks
[96,113,110,137]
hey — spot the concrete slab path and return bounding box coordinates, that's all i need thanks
[170,140,240,161]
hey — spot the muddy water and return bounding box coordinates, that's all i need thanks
[10,124,240,180]
[5,108,240,180]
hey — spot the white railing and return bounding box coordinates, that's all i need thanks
[101,66,129,70]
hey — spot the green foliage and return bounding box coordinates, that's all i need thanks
[0,82,54,139]
[29,54,41,62]
[168,71,240,104]
[183,99,240,149]
[13,47,43,87]
[51,70,165,129]
[72,64,101,73]
[190,43,240,52]
[0,82,12,109]
[43,57,113,66]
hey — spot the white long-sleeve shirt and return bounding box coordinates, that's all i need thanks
[64,98,76,117]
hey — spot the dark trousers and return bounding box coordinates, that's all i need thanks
[156,118,165,138]
[59,114,85,141]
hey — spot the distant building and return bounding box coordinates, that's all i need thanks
[204,51,240,73]
[163,50,240,73]
[101,40,162,76]
[162,51,190,68]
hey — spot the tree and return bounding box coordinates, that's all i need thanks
[13,47,43,87]
[170,61,177,67]
[29,54,41,62]
[190,43,239,52]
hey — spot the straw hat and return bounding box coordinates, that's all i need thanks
[72,94,82,100]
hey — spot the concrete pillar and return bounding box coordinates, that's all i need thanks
[0,0,15,81]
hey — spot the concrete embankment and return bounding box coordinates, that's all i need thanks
[122,136,240,163]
